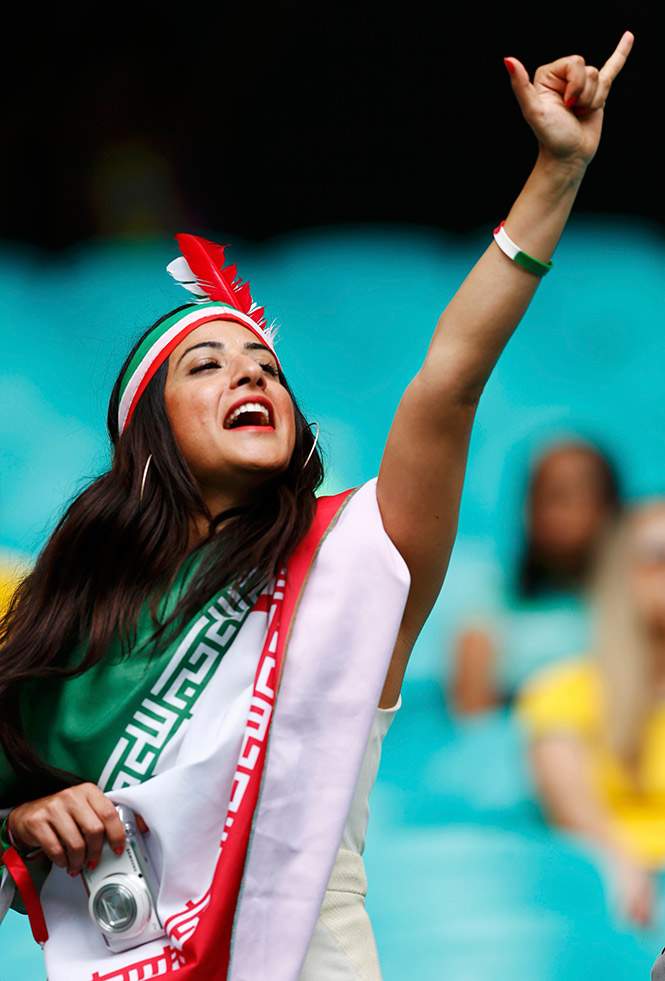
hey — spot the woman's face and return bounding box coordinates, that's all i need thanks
[528,447,612,561]
[164,319,295,511]
[628,507,665,633]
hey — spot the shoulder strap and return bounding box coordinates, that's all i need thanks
[1,845,48,944]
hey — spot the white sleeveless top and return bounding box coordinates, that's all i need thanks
[299,699,400,981]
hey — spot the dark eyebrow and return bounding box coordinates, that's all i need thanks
[244,341,276,359]
[177,340,224,366]
[176,339,276,367]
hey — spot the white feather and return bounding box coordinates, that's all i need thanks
[263,318,279,344]
[166,256,209,301]
[166,255,280,346]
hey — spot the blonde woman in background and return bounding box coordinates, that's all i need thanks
[0,556,25,617]
[519,500,665,928]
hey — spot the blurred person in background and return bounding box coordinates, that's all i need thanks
[0,555,26,619]
[451,439,621,713]
[519,500,665,927]
[0,569,16,615]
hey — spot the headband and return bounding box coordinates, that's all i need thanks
[118,234,279,433]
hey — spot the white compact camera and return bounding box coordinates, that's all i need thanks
[80,805,165,954]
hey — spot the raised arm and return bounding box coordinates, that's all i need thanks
[376,34,633,706]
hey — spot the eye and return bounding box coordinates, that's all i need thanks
[259,361,278,377]
[189,360,221,375]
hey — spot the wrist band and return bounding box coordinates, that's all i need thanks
[493,221,553,276]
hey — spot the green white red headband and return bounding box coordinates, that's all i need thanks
[118,234,280,433]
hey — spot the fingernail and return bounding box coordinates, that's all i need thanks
[503,58,515,75]
[87,860,98,871]
[68,870,79,877]
[565,96,576,107]
[113,846,124,855]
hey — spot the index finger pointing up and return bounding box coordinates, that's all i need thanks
[600,31,634,83]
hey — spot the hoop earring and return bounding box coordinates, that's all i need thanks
[303,422,320,470]
[139,454,153,507]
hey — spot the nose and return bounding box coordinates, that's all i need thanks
[229,354,266,390]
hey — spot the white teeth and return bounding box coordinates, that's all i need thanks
[225,402,271,428]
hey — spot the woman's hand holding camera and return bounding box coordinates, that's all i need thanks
[7,783,147,876]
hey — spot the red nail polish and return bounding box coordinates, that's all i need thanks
[114,846,124,855]
[503,58,515,75]
[565,96,576,107]
[87,860,98,871]
[68,870,79,877]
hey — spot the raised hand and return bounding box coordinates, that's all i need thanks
[504,31,634,166]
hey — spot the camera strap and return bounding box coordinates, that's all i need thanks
[1,845,49,945]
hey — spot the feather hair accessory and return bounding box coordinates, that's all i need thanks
[167,234,277,346]
[117,234,280,433]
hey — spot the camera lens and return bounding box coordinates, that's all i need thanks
[89,873,153,941]
[93,883,138,934]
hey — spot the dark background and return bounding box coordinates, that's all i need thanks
[3,4,659,250]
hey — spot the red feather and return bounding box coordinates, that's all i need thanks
[224,263,238,284]
[174,233,266,327]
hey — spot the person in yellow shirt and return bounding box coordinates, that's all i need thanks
[0,558,23,617]
[518,500,665,927]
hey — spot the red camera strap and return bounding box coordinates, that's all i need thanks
[2,845,49,944]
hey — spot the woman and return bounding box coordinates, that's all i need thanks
[0,556,25,618]
[518,500,665,931]
[0,35,633,981]
[451,439,622,713]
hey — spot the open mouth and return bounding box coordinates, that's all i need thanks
[224,401,273,430]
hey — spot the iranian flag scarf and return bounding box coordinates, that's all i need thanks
[1,480,410,981]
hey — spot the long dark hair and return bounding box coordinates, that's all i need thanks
[0,304,323,794]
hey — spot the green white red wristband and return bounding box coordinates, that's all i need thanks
[493,221,553,277]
